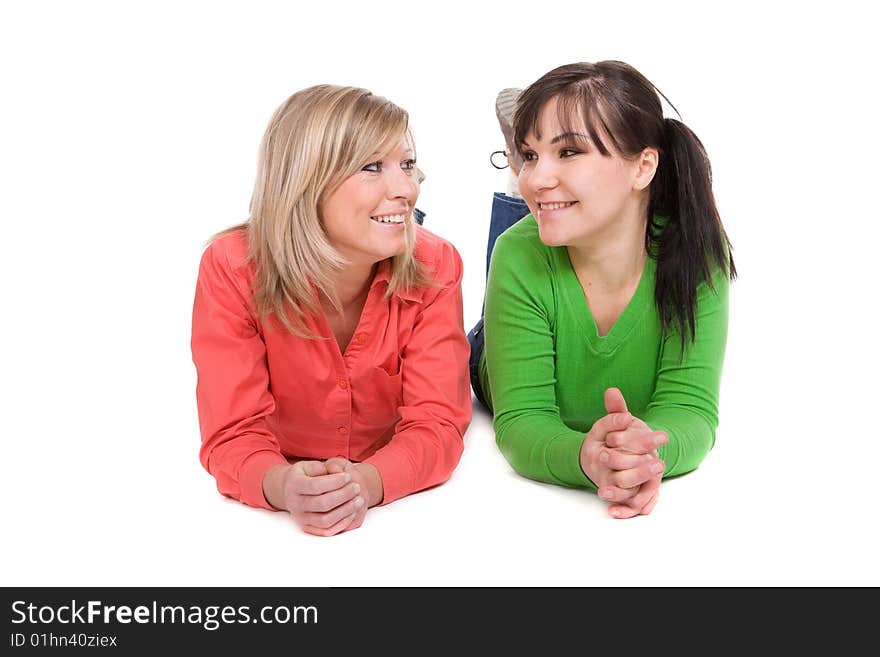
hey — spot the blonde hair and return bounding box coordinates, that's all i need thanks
[217,85,430,336]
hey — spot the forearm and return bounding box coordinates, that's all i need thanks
[203,434,289,510]
[644,271,728,478]
[643,408,715,477]
[364,419,464,504]
[494,410,595,490]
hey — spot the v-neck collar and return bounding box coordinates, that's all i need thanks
[555,247,655,355]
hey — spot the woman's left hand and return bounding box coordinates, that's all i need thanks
[597,418,666,516]
[324,458,384,532]
[598,388,667,518]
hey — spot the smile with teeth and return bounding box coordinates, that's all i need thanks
[370,213,407,224]
[539,201,577,210]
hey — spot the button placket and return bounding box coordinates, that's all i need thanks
[335,371,352,451]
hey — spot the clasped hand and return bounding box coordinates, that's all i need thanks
[580,388,667,519]
[270,458,380,536]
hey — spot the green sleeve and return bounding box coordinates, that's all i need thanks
[645,269,730,477]
[484,231,595,490]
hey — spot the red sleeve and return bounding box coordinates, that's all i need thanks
[364,239,472,504]
[190,237,288,510]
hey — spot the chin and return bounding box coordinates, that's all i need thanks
[374,239,407,261]
[537,225,568,247]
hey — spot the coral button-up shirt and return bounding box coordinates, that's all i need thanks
[191,226,472,510]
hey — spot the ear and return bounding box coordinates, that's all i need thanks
[633,147,658,191]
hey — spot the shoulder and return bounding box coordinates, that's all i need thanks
[197,228,254,296]
[413,224,463,283]
[698,264,730,306]
[490,215,555,275]
[494,215,546,259]
[200,229,249,272]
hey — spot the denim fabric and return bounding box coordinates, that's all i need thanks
[468,193,529,408]
[467,317,488,408]
[483,193,529,279]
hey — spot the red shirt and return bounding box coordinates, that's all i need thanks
[191,226,472,510]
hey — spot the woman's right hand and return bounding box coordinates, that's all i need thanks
[598,418,666,518]
[263,462,365,536]
[580,388,667,518]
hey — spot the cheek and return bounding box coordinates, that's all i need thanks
[517,170,534,198]
[584,166,627,202]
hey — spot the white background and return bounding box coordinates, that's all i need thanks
[2,0,878,587]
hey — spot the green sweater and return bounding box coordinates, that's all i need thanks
[479,215,729,490]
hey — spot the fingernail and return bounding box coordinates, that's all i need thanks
[653,434,666,446]
[610,508,621,518]
[354,497,364,508]
[343,473,352,482]
[650,461,664,474]
[353,483,361,494]
[599,451,609,464]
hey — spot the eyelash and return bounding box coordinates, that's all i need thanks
[362,159,417,173]
[520,148,582,163]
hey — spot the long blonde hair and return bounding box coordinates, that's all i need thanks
[218,85,430,336]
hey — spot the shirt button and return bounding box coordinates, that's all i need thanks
[354,332,367,344]
[338,379,349,390]
[337,426,349,436]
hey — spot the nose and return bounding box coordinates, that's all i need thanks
[523,156,558,192]
[385,165,418,203]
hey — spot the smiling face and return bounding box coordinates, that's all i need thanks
[517,95,648,249]
[319,137,419,268]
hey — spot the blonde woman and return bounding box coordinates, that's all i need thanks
[191,85,471,536]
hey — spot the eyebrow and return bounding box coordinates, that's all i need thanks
[369,149,415,159]
[519,131,591,149]
[550,132,591,144]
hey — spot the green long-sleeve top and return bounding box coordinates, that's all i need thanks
[478,215,729,490]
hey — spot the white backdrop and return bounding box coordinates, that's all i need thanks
[2,0,878,587]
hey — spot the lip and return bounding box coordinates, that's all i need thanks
[370,211,409,228]
[536,201,577,219]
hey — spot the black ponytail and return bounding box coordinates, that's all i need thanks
[649,118,736,353]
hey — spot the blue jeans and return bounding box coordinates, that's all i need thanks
[468,193,529,408]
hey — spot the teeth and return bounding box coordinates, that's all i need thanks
[371,214,406,224]
[540,202,575,210]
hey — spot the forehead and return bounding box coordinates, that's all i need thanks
[525,96,588,141]
[522,93,617,157]
[374,135,414,157]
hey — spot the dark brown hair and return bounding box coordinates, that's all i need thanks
[514,61,736,350]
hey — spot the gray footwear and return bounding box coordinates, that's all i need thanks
[495,87,523,171]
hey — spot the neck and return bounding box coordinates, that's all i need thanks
[567,207,648,294]
[324,262,376,314]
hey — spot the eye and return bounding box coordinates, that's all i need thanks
[520,150,536,162]
[559,148,581,158]
[362,161,381,172]
[401,158,416,172]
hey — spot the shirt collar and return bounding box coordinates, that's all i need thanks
[371,258,425,303]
